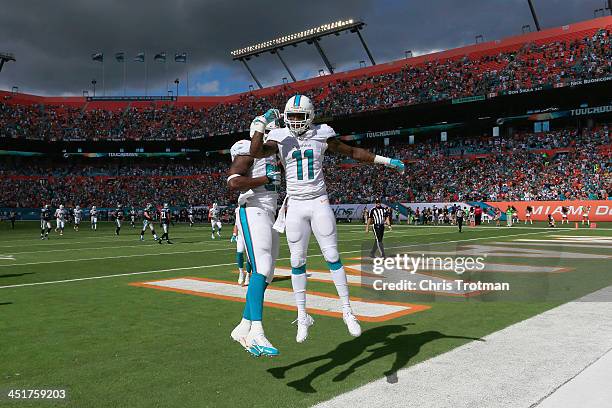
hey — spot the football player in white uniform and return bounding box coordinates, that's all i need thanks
[231,217,252,286]
[187,205,195,227]
[140,204,160,241]
[209,203,222,239]
[54,205,66,235]
[250,95,405,343]
[73,205,82,231]
[227,116,282,357]
[90,206,98,230]
[114,204,124,236]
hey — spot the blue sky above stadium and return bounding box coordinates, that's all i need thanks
[0,0,607,96]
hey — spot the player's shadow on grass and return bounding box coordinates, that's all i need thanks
[0,302,12,306]
[0,272,34,279]
[268,325,483,393]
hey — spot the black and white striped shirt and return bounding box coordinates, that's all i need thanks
[369,206,387,225]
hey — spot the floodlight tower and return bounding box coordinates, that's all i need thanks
[0,52,16,73]
[526,0,541,31]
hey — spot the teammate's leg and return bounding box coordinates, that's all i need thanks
[234,206,278,356]
[285,198,314,342]
[311,198,361,337]
[236,230,247,285]
[216,221,222,237]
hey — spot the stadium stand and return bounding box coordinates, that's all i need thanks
[0,18,610,140]
[0,125,608,208]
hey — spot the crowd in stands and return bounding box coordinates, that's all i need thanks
[1,29,610,140]
[0,125,609,208]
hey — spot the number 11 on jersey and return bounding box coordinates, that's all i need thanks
[292,149,314,180]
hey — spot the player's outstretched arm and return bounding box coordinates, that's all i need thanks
[327,138,405,173]
[227,155,280,190]
[249,109,280,158]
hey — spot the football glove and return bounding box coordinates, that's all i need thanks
[251,109,281,135]
[230,233,237,243]
[375,155,405,174]
[266,168,282,186]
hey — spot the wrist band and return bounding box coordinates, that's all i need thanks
[374,155,391,165]
[227,174,241,184]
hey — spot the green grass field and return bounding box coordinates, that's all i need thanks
[1,221,611,407]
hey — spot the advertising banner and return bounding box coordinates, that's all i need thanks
[484,200,612,222]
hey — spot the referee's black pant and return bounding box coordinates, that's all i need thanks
[457,217,463,232]
[370,224,386,258]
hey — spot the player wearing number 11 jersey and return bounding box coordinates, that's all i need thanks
[250,95,405,343]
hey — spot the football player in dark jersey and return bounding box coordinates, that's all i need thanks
[159,203,173,244]
[114,204,124,236]
[40,204,52,239]
[129,207,137,228]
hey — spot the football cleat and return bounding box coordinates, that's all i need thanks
[211,233,215,240]
[342,310,362,337]
[140,236,144,241]
[230,321,251,351]
[238,270,245,286]
[293,314,314,343]
[246,330,279,357]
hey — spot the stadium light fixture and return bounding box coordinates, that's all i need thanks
[522,24,531,33]
[593,8,605,17]
[527,0,541,31]
[174,78,180,98]
[405,50,413,59]
[230,19,358,58]
[0,52,16,73]
[11,86,18,94]
[359,60,366,68]
[475,34,484,44]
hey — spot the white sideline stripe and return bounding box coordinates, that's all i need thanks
[506,242,612,249]
[145,278,409,318]
[314,292,612,408]
[0,230,556,289]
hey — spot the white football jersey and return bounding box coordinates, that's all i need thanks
[55,208,65,221]
[230,139,279,212]
[267,124,335,200]
[74,209,82,219]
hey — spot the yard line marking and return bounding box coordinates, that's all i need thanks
[0,229,557,289]
[0,255,15,260]
[131,277,429,322]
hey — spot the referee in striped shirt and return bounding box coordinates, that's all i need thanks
[366,199,388,258]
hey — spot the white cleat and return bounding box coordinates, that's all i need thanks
[230,322,251,350]
[238,271,245,286]
[211,233,215,240]
[343,310,362,337]
[246,330,279,357]
[293,314,314,343]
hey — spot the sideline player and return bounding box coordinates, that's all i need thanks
[90,206,98,230]
[54,204,66,236]
[231,220,251,286]
[114,204,124,236]
[561,206,569,224]
[40,204,52,239]
[140,204,160,242]
[250,95,405,342]
[73,205,82,231]
[209,203,222,239]
[159,203,173,244]
[228,119,282,357]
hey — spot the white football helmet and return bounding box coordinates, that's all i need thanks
[163,203,169,209]
[284,95,314,135]
[212,202,218,210]
[92,206,96,210]
[59,204,64,210]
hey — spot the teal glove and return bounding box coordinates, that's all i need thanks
[262,108,280,124]
[230,234,237,243]
[389,159,405,174]
[266,167,282,186]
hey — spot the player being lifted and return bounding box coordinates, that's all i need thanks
[250,95,405,342]
[54,204,66,236]
[140,203,160,242]
[228,115,282,357]
[159,203,173,244]
[114,204,124,236]
[90,206,98,230]
[209,203,222,239]
[73,205,82,231]
[187,205,195,227]
[129,207,137,228]
[231,218,252,286]
[40,204,52,239]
